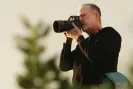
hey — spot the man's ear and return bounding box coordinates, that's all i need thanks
[95,13,100,20]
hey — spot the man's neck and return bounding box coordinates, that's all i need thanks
[87,23,102,35]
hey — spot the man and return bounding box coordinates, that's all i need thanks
[59,3,122,87]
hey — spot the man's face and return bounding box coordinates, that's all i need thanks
[78,6,98,33]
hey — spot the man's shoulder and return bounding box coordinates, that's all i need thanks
[100,26,121,38]
[101,26,117,33]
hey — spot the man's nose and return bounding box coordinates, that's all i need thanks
[79,16,82,21]
[79,16,83,22]
[79,17,84,23]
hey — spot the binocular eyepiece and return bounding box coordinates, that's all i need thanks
[53,16,82,33]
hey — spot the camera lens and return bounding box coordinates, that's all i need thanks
[53,21,60,32]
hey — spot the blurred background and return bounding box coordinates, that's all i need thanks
[0,0,133,89]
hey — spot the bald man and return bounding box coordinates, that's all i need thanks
[59,3,121,87]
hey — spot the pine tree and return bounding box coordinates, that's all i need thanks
[14,16,74,89]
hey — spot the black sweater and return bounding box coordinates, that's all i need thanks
[59,27,122,86]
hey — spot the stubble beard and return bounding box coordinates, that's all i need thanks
[82,24,88,32]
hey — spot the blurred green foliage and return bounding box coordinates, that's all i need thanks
[14,16,75,89]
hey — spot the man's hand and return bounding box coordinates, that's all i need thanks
[64,22,82,40]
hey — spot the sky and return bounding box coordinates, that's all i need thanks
[0,0,133,89]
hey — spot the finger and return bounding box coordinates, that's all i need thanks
[65,31,71,37]
[67,32,72,36]
[67,33,72,38]
[64,32,67,36]
[72,22,78,29]
[68,29,75,32]
[72,29,76,32]
[68,31,72,34]
[65,31,70,34]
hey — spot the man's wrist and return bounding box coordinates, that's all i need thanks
[66,37,72,44]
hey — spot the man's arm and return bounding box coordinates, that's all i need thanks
[59,37,76,71]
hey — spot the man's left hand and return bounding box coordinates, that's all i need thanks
[66,22,82,40]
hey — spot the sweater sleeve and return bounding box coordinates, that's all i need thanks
[59,37,76,71]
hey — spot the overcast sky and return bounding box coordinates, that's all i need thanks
[0,0,133,89]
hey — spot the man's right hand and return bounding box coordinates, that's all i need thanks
[64,31,73,44]
[64,31,73,38]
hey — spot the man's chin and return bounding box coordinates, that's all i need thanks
[81,29,87,33]
[82,27,88,32]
